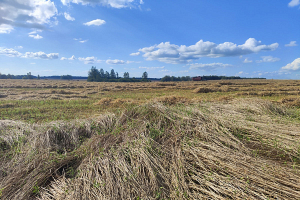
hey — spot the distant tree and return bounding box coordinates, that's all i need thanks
[61,75,73,80]
[105,71,110,79]
[116,72,119,79]
[99,68,105,78]
[37,74,40,80]
[123,72,129,79]
[87,66,100,82]
[110,69,116,79]
[7,74,12,79]
[27,72,33,79]
[142,71,148,79]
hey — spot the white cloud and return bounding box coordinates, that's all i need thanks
[83,19,106,26]
[106,59,125,64]
[0,0,58,33]
[61,0,141,9]
[139,66,165,70]
[1,47,59,60]
[288,0,300,7]
[256,56,280,63]
[60,57,68,60]
[69,55,76,60]
[79,40,88,43]
[22,52,59,59]
[281,58,300,71]
[243,58,253,63]
[64,12,75,21]
[285,41,297,47]
[0,48,22,57]
[15,46,23,49]
[0,24,14,34]
[29,34,43,39]
[139,38,279,64]
[189,63,233,70]
[130,52,140,56]
[79,56,101,64]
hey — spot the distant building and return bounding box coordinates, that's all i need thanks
[192,76,202,81]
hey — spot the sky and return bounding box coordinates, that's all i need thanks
[0,0,299,79]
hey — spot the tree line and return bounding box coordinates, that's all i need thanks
[87,66,149,82]
[160,75,192,82]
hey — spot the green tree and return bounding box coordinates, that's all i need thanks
[105,71,110,79]
[142,71,148,79]
[110,69,116,79]
[99,68,105,78]
[87,66,100,82]
[123,72,129,79]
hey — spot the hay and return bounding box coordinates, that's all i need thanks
[1,99,300,199]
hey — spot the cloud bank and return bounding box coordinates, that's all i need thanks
[61,0,141,9]
[189,63,233,70]
[0,47,58,59]
[138,38,279,64]
[0,0,58,33]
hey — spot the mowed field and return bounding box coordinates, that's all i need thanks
[0,79,300,199]
[1,79,300,122]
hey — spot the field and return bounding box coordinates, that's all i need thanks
[0,79,300,199]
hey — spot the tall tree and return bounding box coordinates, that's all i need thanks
[105,71,110,79]
[123,72,129,79]
[110,69,116,79]
[88,66,100,82]
[142,71,148,79]
[99,68,105,78]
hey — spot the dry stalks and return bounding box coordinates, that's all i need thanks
[0,99,300,199]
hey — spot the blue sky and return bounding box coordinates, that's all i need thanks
[0,0,299,79]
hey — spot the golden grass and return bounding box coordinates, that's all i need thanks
[0,79,300,199]
[0,98,299,199]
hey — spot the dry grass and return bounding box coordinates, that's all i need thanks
[1,98,299,199]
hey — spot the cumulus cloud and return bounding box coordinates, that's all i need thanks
[69,55,76,60]
[130,52,140,56]
[243,58,253,63]
[0,0,58,33]
[64,12,75,21]
[0,48,22,57]
[281,58,300,71]
[189,63,233,70]
[60,57,68,60]
[138,38,279,64]
[288,0,300,7]
[1,47,59,60]
[83,19,106,26]
[256,56,280,63]
[29,34,43,39]
[61,0,141,9]
[79,56,101,64]
[106,59,125,64]
[0,24,14,34]
[79,40,88,43]
[285,41,297,47]
[22,52,59,59]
